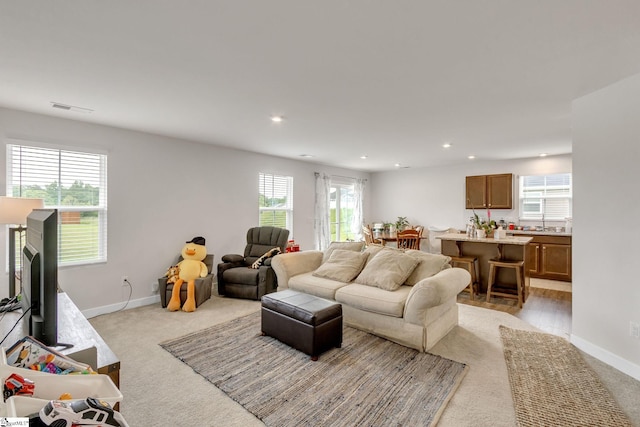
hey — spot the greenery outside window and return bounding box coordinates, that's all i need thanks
[330,181,356,242]
[7,142,108,266]
[259,172,293,233]
[519,173,572,221]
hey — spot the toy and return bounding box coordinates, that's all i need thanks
[164,265,180,284]
[251,247,281,268]
[167,236,208,312]
[3,373,35,400]
[39,397,120,427]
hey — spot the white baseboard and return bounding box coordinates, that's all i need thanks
[82,295,160,319]
[571,334,640,381]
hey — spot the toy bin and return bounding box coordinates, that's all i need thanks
[1,348,122,406]
[5,371,122,405]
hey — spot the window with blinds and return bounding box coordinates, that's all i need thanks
[7,143,108,265]
[519,173,572,221]
[259,172,293,233]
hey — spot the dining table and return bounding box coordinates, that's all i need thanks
[374,231,429,246]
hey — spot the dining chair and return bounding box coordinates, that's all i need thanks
[362,224,382,245]
[396,229,421,250]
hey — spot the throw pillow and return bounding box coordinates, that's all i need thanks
[404,250,452,285]
[362,244,404,265]
[354,250,420,291]
[322,241,366,263]
[313,249,369,282]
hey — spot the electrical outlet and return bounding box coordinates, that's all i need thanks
[630,321,640,339]
[121,276,129,286]
[151,281,159,293]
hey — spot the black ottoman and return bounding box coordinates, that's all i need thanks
[261,289,342,361]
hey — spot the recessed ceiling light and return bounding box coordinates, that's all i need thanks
[271,115,284,123]
[468,155,476,160]
[360,155,368,159]
[299,154,314,158]
[442,143,452,148]
[539,153,548,157]
[394,163,401,167]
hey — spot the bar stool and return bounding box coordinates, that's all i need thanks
[450,256,478,300]
[486,259,525,308]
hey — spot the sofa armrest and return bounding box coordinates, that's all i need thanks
[271,251,324,290]
[403,267,471,325]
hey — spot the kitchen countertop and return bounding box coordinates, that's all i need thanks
[437,233,533,245]
[506,230,572,237]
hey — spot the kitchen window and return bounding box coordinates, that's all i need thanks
[259,172,293,233]
[519,173,572,221]
[7,142,108,266]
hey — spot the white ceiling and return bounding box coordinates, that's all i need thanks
[2,1,640,171]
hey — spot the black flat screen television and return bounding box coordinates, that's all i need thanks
[21,208,59,346]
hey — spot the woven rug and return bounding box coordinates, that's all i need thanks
[499,326,633,427]
[160,312,468,426]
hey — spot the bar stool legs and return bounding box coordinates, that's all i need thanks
[450,256,478,301]
[486,259,525,308]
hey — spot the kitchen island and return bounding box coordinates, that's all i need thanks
[437,233,533,299]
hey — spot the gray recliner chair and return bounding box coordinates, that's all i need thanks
[217,226,290,300]
[158,254,215,308]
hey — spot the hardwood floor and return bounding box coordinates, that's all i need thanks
[457,278,572,339]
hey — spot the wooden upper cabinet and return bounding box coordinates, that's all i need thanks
[465,175,487,209]
[465,173,513,209]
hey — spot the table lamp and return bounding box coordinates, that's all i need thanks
[0,196,45,298]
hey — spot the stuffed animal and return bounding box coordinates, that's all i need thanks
[167,236,208,312]
[164,265,180,285]
[251,247,281,269]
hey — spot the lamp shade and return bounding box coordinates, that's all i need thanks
[0,196,45,225]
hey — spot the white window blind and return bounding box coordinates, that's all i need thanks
[7,143,108,265]
[259,172,293,232]
[519,173,572,221]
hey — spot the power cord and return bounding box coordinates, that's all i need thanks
[0,305,30,346]
[0,295,21,313]
[115,278,133,312]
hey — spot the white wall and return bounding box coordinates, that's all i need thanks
[369,155,572,231]
[0,107,369,314]
[572,74,640,380]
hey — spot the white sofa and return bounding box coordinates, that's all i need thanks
[272,242,471,352]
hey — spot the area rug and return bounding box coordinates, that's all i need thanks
[499,326,633,427]
[160,312,468,427]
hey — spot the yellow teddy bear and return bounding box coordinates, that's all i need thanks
[167,236,208,312]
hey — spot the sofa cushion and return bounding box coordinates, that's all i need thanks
[362,244,403,265]
[404,250,452,285]
[354,250,420,291]
[335,283,412,318]
[323,241,365,263]
[313,249,369,282]
[289,272,349,300]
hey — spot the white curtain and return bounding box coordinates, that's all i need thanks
[351,178,366,242]
[314,172,331,250]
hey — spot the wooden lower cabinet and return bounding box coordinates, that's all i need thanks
[518,235,572,282]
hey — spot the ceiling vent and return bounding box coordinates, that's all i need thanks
[51,102,93,113]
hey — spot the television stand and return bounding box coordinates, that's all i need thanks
[1,292,120,388]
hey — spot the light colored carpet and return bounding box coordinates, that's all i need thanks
[160,312,467,426]
[88,295,640,427]
[500,326,633,427]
